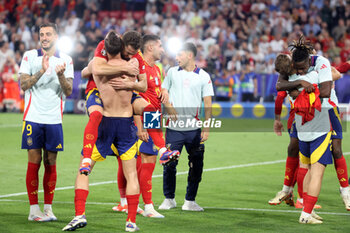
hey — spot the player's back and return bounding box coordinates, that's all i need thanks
[94,58,133,117]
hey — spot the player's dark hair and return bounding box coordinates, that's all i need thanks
[105,31,124,56]
[39,23,59,34]
[181,42,197,58]
[122,31,142,50]
[141,34,160,53]
[288,35,313,63]
[274,53,292,75]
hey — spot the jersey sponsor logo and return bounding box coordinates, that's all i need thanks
[23,56,28,61]
[320,64,327,70]
[70,60,73,65]
[86,134,94,140]
[337,169,345,175]
[84,144,92,148]
[95,97,101,104]
[31,180,38,186]
[27,137,33,146]
[208,79,212,84]
[143,110,161,129]
[56,144,62,149]
[152,144,157,152]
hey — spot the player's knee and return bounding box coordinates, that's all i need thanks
[287,144,299,157]
[332,147,343,159]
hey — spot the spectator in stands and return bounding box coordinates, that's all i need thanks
[240,64,257,102]
[1,56,20,112]
[214,69,234,101]
[340,39,350,62]
[332,18,346,42]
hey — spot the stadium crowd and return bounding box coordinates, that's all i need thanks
[0,0,350,111]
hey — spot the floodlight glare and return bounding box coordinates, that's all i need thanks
[167,37,182,56]
[57,36,73,54]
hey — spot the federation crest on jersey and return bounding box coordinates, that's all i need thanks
[27,137,33,146]
[101,49,106,56]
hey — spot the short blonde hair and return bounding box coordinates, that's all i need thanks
[275,54,292,75]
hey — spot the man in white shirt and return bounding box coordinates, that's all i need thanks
[19,23,74,222]
[159,42,214,211]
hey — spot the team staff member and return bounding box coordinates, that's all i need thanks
[159,43,214,211]
[19,23,74,222]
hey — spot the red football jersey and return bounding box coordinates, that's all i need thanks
[139,55,162,111]
[85,40,106,94]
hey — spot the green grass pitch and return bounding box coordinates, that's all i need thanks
[0,113,350,232]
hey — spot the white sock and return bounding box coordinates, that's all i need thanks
[43,204,52,211]
[144,203,154,211]
[282,185,291,193]
[301,211,311,218]
[120,197,127,206]
[340,186,350,194]
[30,204,40,213]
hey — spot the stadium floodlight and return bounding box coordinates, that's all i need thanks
[57,36,73,54]
[166,37,182,56]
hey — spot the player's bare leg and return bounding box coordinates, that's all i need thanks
[132,98,180,164]
[299,162,324,224]
[62,157,97,231]
[122,158,140,232]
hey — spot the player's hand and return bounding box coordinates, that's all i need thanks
[137,129,149,142]
[55,62,66,76]
[108,77,134,90]
[300,80,314,93]
[41,53,49,72]
[159,89,169,103]
[289,89,300,99]
[200,129,209,142]
[165,105,178,121]
[273,120,284,136]
[125,59,139,76]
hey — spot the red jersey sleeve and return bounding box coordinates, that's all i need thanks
[275,91,287,115]
[94,40,108,60]
[132,51,146,75]
[335,62,350,73]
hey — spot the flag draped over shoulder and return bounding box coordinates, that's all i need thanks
[294,84,322,125]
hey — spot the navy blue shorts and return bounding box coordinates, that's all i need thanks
[299,132,333,165]
[288,122,297,138]
[329,107,343,139]
[21,121,63,151]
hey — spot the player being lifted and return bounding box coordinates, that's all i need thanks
[63,31,142,232]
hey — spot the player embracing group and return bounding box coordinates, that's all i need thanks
[270,35,350,224]
[19,21,213,232]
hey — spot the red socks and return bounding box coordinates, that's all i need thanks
[297,168,308,199]
[284,157,299,187]
[117,157,126,198]
[140,163,155,205]
[335,156,349,187]
[43,164,57,204]
[303,194,318,214]
[126,194,140,223]
[75,189,89,216]
[83,111,103,158]
[26,162,40,205]
[143,104,165,149]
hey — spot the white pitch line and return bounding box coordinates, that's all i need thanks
[1,199,350,216]
[1,152,349,199]
[0,159,285,198]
